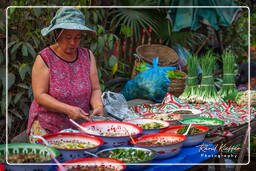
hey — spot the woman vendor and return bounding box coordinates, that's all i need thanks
[26,8,104,142]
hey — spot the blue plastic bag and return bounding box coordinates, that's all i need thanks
[121,58,176,102]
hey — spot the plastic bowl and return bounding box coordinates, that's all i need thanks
[96,147,157,170]
[58,157,126,171]
[38,132,103,161]
[178,117,225,129]
[131,133,186,159]
[143,113,181,122]
[168,109,202,119]
[161,125,208,147]
[80,121,142,149]
[125,118,170,135]
[0,143,60,171]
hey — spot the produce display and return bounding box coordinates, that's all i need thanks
[179,117,224,126]
[99,132,129,136]
[145,113,181,121]
[172,110,193,115]
[138,122,165,129]
[67,166,120,171]
[136,138,181,146]
[179,55,200,103]
[50,141,96,149]
[0,152,51,163]
[236,90,256,106]
[195,51,222,103]
[98,148,155,163]
[177,125,203,135]
[218,51,238,101]
[167,70,184,79]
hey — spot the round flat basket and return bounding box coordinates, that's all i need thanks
[168,71,187,97]
[136,44,179,66]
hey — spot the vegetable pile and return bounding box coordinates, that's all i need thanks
[172,110,193,115]
[98,148,154,163]
[195,51,222,103]
[179,55,200,103]
[137,138,180,146]
[50,141,96,149]
[0,152,50,163]
[236,90,256,106]
[138,122,165,129]
[218,51,238,101]
[145,113,181,121]
[100,132,129,136]
[177,126,204,135]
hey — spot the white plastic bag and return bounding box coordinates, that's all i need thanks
[102,91,141,121]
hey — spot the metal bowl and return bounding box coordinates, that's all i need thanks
[125,118,170,135]
[38,132,103,162]
[161,125,209,147]
[96,147,157,170]
[80,121,142,149]
[131,133,186,159]
[59,157,126,171]
[0,143,60,171]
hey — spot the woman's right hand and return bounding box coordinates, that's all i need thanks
[66,106,91,121]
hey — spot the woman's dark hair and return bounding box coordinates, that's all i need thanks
[237,62,256,84]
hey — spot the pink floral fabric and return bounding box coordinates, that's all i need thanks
[26,47,92,134]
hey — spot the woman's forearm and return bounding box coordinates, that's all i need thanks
[90,89,103,109]
[36,93,72,115]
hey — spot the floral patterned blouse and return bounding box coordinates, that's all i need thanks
[26,47,92,134]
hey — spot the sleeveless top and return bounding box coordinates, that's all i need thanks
[26,47,92,134]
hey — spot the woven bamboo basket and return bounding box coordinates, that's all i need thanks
[136,44,179,66]
[167,71,187,97]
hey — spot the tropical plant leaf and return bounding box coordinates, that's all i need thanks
[17,83,30,89]
[8,73,15,90]
[9,109,23,119]
[19,63,31,81]
[22,43,28,56]
[108,55,118,67]
[10,42,22,54]
[14,91,24,104]
[109,8,158,41]
[25,42,36,58]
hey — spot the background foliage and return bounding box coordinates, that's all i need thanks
[0,0,254,143]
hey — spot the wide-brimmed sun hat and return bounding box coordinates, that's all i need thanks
[41,8,96,36]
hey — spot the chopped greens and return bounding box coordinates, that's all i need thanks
[98,148,154,163]
[138,122,165,129]
[50,141,96,149]
[177,126,203,135]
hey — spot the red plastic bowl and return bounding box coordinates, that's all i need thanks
[58,157,126,171]
[80,121,142,149]
[38,132,103,151]
[131,133,186,159]
[161,125,209,147]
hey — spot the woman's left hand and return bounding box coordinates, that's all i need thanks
[91,107,104,117]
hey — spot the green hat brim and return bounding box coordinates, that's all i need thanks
[41,23,96,36]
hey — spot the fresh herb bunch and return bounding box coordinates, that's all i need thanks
[196,51,222,103]
[179,55,200,103]
[218,50,238,101]
[100,148,154,163]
